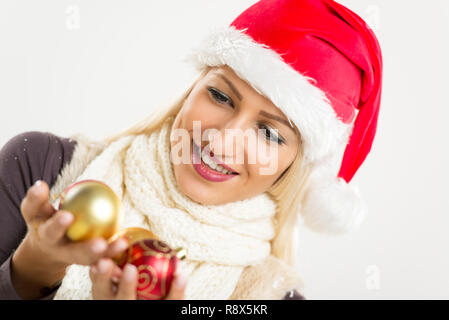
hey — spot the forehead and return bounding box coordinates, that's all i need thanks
[207,65,246,83]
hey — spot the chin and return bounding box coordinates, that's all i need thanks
[180,184,227,205]
[179,179,239,205]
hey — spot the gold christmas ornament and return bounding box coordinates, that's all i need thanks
[59,180,122,241]
[108,227,159,245]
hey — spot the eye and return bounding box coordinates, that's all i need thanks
[258,123,285,145]
[208,87,234,107]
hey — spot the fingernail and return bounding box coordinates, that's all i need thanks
[32,180,44,195]
[98,259,109,274]
[59,212,73,226]
[175,270,187,289]
[92,240,107,253]
[123,264,137,283]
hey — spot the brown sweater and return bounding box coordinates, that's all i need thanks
[0,131,305,300]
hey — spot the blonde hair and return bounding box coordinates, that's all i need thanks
[101,68,311,268]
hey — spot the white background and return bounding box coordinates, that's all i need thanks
[1,0,448,299]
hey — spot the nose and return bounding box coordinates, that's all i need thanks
[206,118,249,165]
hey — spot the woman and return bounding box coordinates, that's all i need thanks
[0,0,382,300]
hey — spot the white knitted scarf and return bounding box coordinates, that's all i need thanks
[54,117,278,300]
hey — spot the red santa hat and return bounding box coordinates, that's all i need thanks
[185,0,383,234]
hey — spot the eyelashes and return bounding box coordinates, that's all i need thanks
[208,87,233,106]
[258,123,285,145]
[207,87,285,145]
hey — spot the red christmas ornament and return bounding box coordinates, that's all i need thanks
[116,238,187,300]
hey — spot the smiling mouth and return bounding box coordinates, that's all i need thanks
[192,139,239,176]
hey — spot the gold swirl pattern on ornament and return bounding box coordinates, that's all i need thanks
[139,240,173,259]
[160,256,169,296]
[137,264,157,293]
[154,240,171,253]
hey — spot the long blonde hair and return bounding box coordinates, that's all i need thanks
[101,68,311,267]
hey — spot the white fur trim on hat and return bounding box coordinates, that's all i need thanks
[184,26,365,234]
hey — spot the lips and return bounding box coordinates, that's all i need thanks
[191,139,238,183]
[202,145,238,174]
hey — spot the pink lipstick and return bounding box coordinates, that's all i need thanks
[191,140,238,182]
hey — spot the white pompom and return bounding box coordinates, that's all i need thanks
[300,171,368,235]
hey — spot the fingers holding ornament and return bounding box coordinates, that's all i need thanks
[63,237,108,265]
[90,258,130,299]
[115,264,138,300]
[164,258,188,300]
[20,180,55,223]
[50,180,128,265]
[39,210,74,244]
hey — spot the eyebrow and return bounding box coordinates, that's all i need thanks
[259,110,294,132]
[217,74,243,101]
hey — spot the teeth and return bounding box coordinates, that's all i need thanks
[201,147,232,174]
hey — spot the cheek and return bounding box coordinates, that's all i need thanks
[248,146,294,180]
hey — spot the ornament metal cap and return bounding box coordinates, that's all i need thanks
[174,247,187,260]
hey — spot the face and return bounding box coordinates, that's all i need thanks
[170,65,301,205]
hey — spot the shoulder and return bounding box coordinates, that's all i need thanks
[0,131,77,162]
[0,131,77,191]
[1,130,77,164]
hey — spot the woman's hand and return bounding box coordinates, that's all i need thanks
[11,180,129,299]
[90,257,188,300]
[19,180,128,266]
